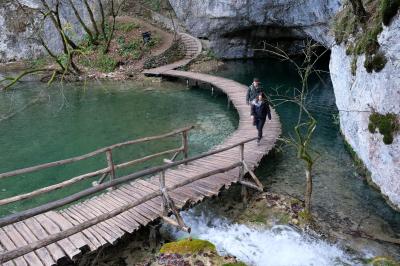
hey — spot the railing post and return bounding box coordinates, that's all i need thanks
[227,97,231,109]
[182,131,189,165]
[239,143,247,205]
[211,86,214,95]
[106,149,116,181]
[159,170,167,216]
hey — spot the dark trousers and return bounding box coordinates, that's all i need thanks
[255,118,266,140]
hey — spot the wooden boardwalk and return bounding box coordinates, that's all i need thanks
[0,33,281,265]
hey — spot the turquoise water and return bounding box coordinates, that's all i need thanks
[212,58,400,258]
[1,58,399,262]
[0,80,237,216]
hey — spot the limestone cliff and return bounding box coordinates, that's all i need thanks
[330,14,400,210]
[0,0,99,63]
[168,0,341,58]
[169,0,400,209]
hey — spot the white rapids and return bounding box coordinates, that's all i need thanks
[167,211,364,266]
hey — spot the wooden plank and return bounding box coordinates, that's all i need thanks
[13,221,56,266]
[3,224,44,266]
[122,185,163,213]
[64,207,114,246]
[79,201,125,238]
[70,204,120,243]
[110,188,157,223]
[107,190,152,225]
[145,177,200,204]
[93,195,138,233]
[174,172,221,195]
[23,218,68,265]
[58,210,101,250]
[117,187,160,220]
[0,227,29,266]
[0,241,16,266]
[167,171,213,197]
[44,212,89,253]
[33,215,81,260]
[137,179,188,205]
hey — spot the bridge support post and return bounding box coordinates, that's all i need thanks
[182,131,189,165]
[106,149,116,190]
[239,143,247,205]
[159,170,191,233]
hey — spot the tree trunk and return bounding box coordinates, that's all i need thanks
[97,0,107,40]
[67,0,96,45]
[304,163,313,213]
[83,0,100,39]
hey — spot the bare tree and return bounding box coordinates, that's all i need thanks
[257,40,330,216]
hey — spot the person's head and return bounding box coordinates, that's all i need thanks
[257,92,264,101]
[253,78,260,87]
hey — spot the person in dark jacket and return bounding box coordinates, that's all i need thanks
[246,78,263,105]
[251,92,272,143]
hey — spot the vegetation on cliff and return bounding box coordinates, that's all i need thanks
[334,0,400,74]
[368,112,399,144]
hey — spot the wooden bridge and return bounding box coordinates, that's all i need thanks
[0,33,281,265]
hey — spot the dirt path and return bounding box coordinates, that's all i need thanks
[103,16,175,79]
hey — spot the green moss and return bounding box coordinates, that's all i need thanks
[333,7,355,44]
[298,210,312,222]
[368,112,399,144]
[351,56,358,76]
[223,262,248,266]
[159,238,216,255]
[366,256,399,266]
[364,51,388,73]
[333,0,390,72]
[343,138,372,178]
[380,0,400,25]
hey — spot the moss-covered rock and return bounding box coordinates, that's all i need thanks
[367,256,399,266]
[160,238,216,254]
[156,238,246,266]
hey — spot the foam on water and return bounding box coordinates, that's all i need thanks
[169,211,361,266]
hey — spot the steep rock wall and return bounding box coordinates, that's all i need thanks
[0,0,99,63]
[330,14,400,209]
[168,0,341,58]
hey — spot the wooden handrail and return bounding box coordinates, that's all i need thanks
[0,125,194,180]
[0,147,183,206]
[0,137,257,227]
[0,162,241,263]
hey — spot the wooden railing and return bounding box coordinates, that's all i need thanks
[0,136,263,263]
[0,126,193,207]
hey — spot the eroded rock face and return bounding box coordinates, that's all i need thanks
[329,14,400,210]
[168,0,341,58]
[0,0,99,63]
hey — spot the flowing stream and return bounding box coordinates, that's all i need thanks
[0,58,399,265]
